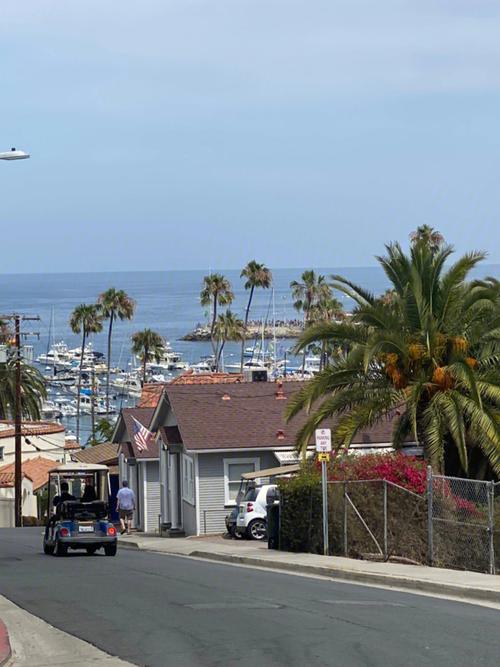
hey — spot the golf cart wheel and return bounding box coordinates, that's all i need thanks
[104,543,117,557]
[54,539,68,557]
[43,541,55,555]
[247,519,267,541]
[86,546,98,555]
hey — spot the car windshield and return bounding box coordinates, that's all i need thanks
[242,488,258,502]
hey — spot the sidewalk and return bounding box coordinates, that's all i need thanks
[0,595,133,667]
[119,534,500,605]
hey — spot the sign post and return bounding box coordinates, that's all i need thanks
[315,428,332,556]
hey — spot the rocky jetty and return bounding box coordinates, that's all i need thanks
[181,321,304,341]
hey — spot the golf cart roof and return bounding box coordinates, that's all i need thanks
[241,464,300,480]
[49,463,109,473]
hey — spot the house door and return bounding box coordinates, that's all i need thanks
[168,452,181,529]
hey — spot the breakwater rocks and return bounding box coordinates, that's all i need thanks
[181,321,304,341]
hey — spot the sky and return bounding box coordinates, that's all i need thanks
[2,1,500,274]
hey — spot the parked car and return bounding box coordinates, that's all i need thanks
[224,506,243,539]
[235,484,279,540]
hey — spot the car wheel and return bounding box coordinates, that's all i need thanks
[86,546,98,555]
[233,529,244,540]
[104,543,117,557]
[43,541,55,555]
[247,519,267,541]
[54,539,68,557]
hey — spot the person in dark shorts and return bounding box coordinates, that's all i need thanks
[116,480,136,535]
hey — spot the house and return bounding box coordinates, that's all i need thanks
[120,379,414,537]
[0,456,58,524]
[0,471,34,527]
[0,420,67,466]
[113,408,159,532]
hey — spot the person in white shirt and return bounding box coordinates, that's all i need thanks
[116,480,136,535]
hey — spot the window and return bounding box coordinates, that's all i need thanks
[223,458,259,505]
[0,447,3,461]
[182,455,195,505]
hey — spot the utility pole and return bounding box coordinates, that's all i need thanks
[0,314,40,526]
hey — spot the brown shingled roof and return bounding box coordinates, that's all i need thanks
[73,442,118,466]
[170,371,243,385]
[163,381,397,451]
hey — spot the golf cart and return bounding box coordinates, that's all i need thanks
[43,462,117,557]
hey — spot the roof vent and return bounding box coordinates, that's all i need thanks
[221,393,231,401]
[276,429,285,440]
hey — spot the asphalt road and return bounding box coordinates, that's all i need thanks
[0,529,499,667]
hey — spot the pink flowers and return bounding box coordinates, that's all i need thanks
[318,452,428,495]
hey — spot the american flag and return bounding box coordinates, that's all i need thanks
[132,416,155,452]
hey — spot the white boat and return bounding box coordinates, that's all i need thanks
[111,372,142,398]
[74,393,116,415]
[41,400,62,420]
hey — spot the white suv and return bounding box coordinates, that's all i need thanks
[235,484,279,540]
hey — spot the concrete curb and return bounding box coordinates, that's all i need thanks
[119,540,500,605]
[0,619,11,667]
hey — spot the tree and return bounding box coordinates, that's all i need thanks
[286,241,500,479]
[214,310,246,368]
[98,288,135,414]
[409,225,445,254]
[309,294,343,370]
[87,418,115,446]
[131,329,165,384]
[0,356,46,420]
[290,271,332,373]
[69,304,103,443]
[200,274,234,370]
[239,261,272,371]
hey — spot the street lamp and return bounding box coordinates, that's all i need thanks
[0,147,30,161]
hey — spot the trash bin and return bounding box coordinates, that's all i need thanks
[267,502,280,550]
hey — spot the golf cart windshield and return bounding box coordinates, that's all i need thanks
[48,464,110,518]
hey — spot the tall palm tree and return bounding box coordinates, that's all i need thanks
[290,271,332,373]
[286,241,500,479]
[215,310,246,369]
[309,294,343,370]
[0,357,46,420]
[239,261,272,371]
[410,225,445,254]
[98,288,135,414]
[69,304,103,443]
[131,329,165,385]
[200,274,234,367]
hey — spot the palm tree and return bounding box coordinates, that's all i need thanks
[309,294,343,370]
[214,311,246,369]
[200,274,234,367]
[239,261,272,372]
[290,271,332,373]
[131,329,165,384]
[410,225,445,254]
[69,304,103,443]
[98,288,135,414]
[0,357,46,420]
[286,241,500,479]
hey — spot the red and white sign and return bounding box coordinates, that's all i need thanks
[315,428,332,453]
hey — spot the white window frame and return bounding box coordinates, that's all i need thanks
[182,454,195,505]
[223,457,260,506]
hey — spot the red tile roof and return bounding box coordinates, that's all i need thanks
[0,421,65,440]
[162,381,397,451]
[0,459,52,489]
[138,384,168,408]
[170,371,243,385]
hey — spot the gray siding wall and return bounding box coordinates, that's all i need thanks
[198,450,278,534]
[145,462,161,533]
[182,500,197,536]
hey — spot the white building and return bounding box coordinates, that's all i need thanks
[0,421,67,466]
[0,472,35,527]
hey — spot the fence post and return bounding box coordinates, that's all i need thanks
[427,466,433,566]
[343,482,348,557]
[488,481,495,575]
[383,480,388,561]
[203,510,207,535]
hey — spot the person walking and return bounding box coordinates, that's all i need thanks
[116,480,136,535]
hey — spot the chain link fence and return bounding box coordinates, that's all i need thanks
[278,469,500,574]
